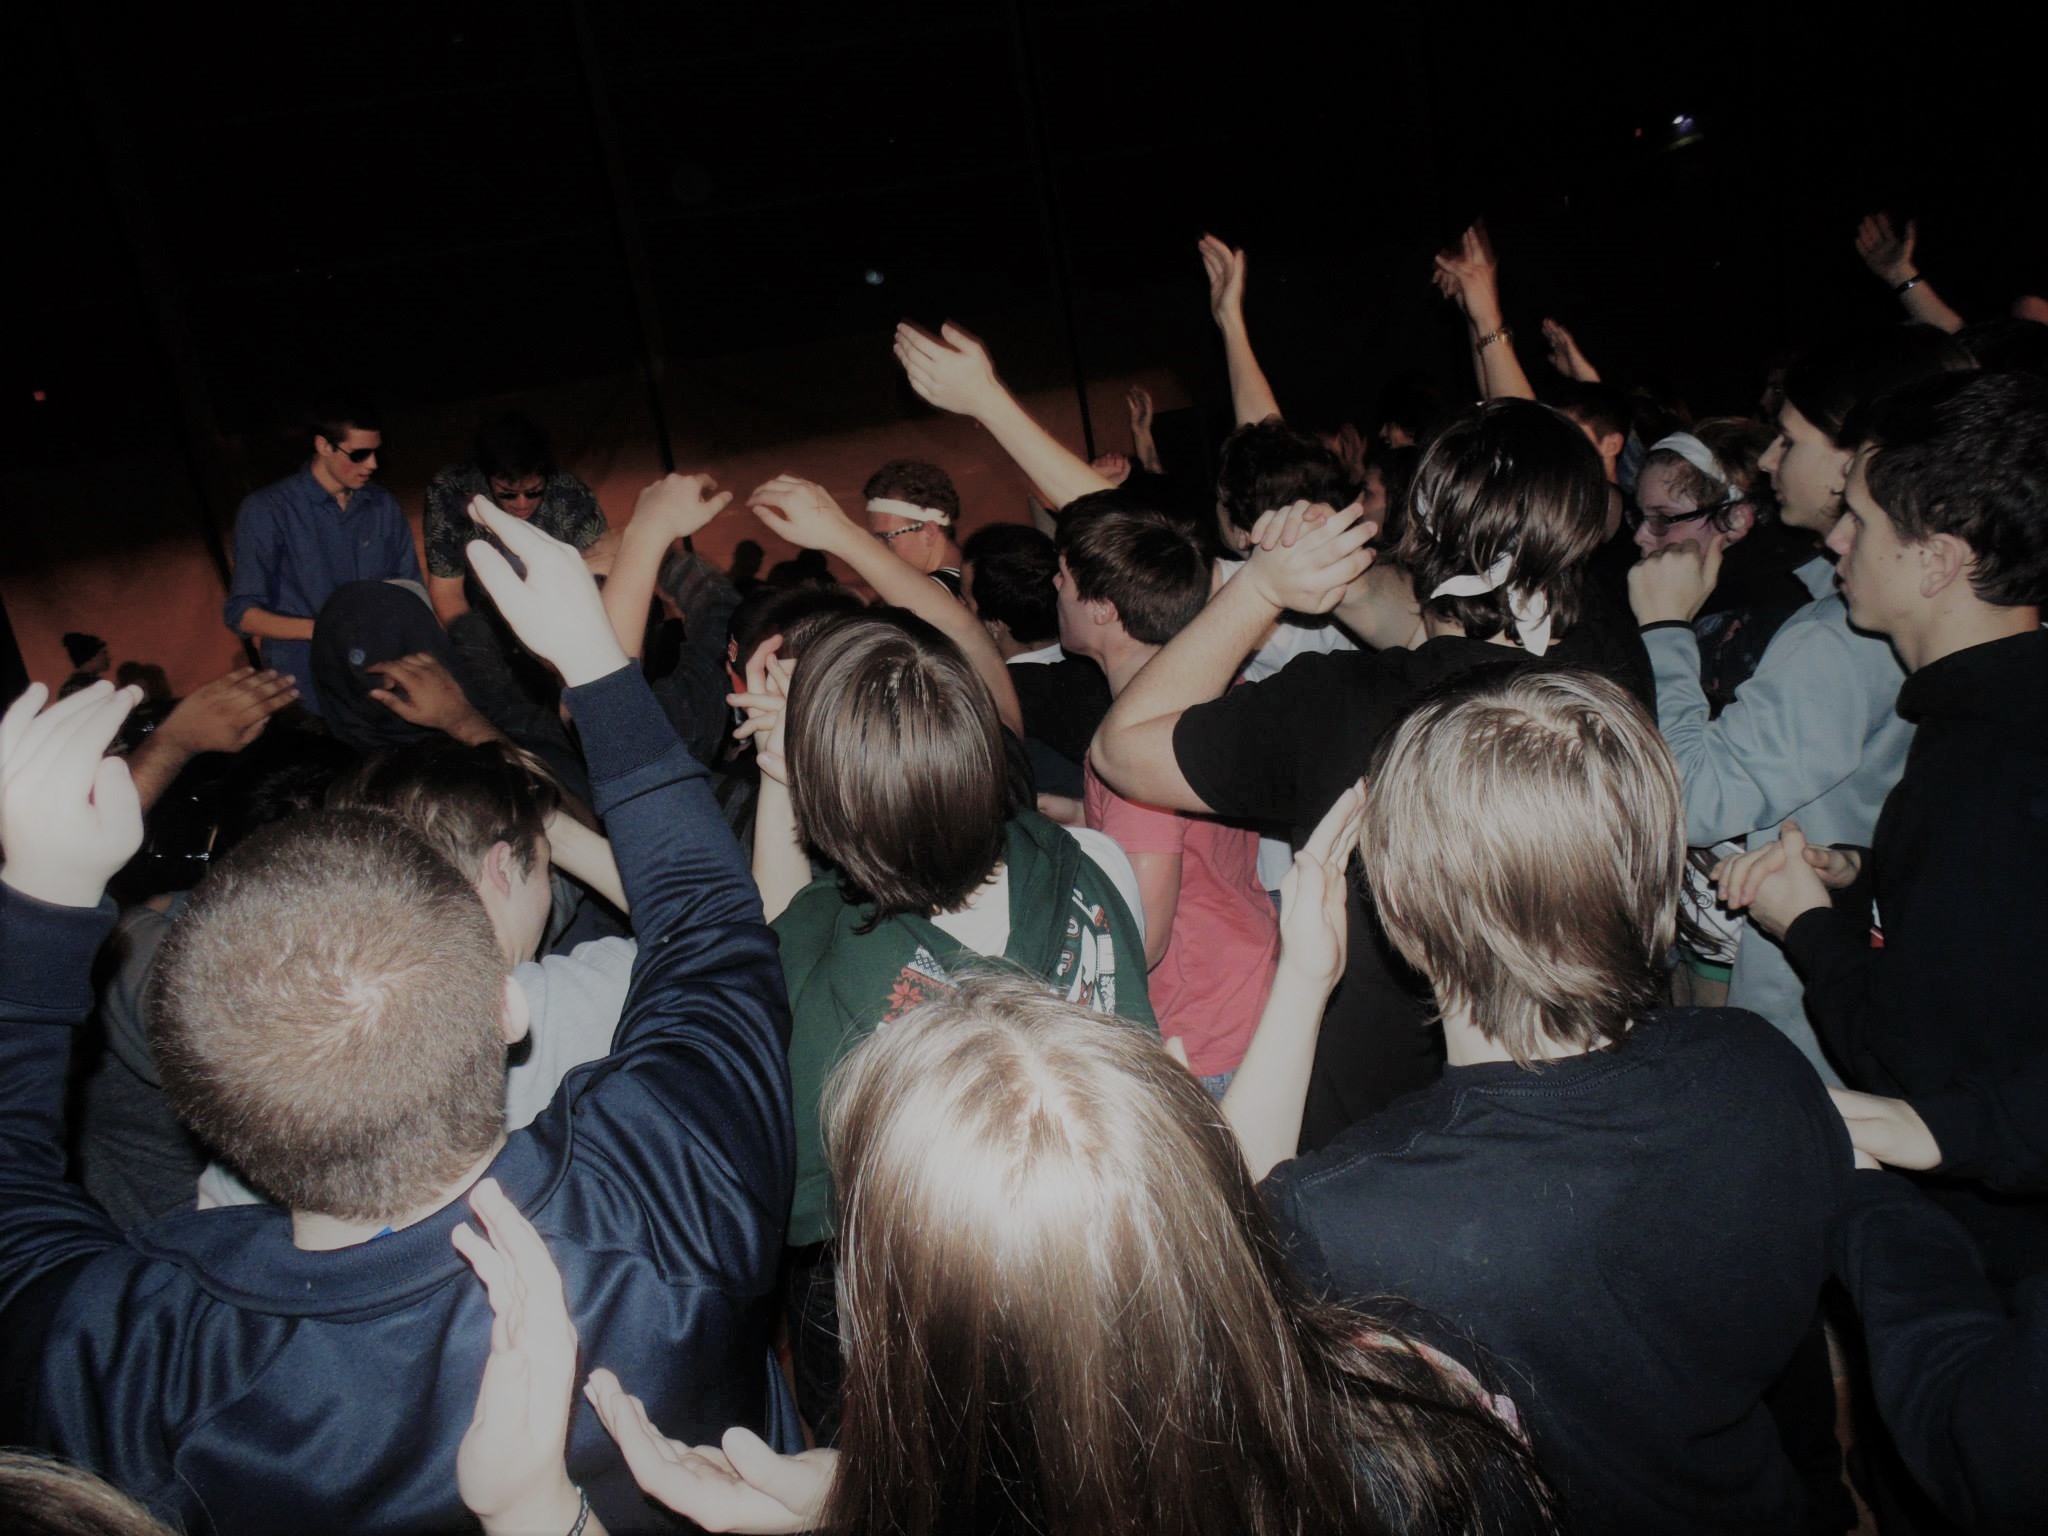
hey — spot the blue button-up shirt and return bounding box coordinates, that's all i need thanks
[222,466,423,713]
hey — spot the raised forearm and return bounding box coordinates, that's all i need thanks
[124,731,196,814]
[976,390,1117,511]
[751,777,810,924]
[1091,575,1276,810]
[1223,967,1331,1181]
[1219,316,1282,426]
[1896,277,1966,334]
[602,522,674,661]
[545,809,628,914]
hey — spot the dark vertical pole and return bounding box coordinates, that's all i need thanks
[1004,0,1097,462]
[0,589,29,704]
[570,0,678,478]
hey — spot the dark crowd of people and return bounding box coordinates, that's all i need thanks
[1,209,2044,1536]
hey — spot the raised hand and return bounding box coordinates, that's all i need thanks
[726,636,796,786]
[466,497,628,689]
[154,667,298,756]
[1091,451,1132,487]
[365,653,498,744]
[893,321,1007,420]
[1541,317,1599,382]
[586,1370,836,1535]
[1277,780,1366,992]
[1855,212,1918,287]
[631,472,734,544]
[1197,233,1249,330]
[1627,534,1728,625]
[1126,384,1155,438]
[1434,221,1504,332]
[1712,819,1831,939]
[1241,500,1377,614]
[453,1179,589,1536]
[746,475,858,555]
[0,681,144,909]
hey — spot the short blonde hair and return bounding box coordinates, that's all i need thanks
[1362,671,1682,1062]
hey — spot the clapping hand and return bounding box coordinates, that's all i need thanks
[1434,221,1504,332]
[586,1372,836,1535]
[1091,451,1132,487]
[631,473,734,544]
[727,636,796,786]
[1241,500,1377,614]
[1197,233,1249,330]
[893,322,1007,419]
[466,497,628,689]
[1541,317,1598,382]
[1712,819,1833,939]
[1277,780,1366,994]
[1855,212,1918,287]
[746,475,858,556]
[0,681,144,909]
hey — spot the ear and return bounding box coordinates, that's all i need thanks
[1919,532,1973,600]
[482,840,515,897]
[313,434,333,457]
[1596,431,1625,463]
[1087,597,1119,630]
[500,973,531,1045]
[1722,502,1756,544]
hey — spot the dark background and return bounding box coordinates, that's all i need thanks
[6,1,2042,565]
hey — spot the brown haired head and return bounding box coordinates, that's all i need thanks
[819,972,1553,1535]
[1395,399,1609,644]
[1363,670,1683,1063]
[149,809,510,1220]
[1055,503,1211,645]
[0,1452,178,1536]
[785,611,1009,923]
[328,738,558,882]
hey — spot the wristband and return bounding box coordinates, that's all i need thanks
[1893,275,1923,296]
[566,1487,591,1536]
[1475,326,1513,353]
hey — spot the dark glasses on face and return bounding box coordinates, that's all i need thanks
[491,484,546,503]
[340,446,377,464]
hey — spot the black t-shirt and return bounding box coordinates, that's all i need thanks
[1172,618,1654,1147]
[1262,1008,1852,1536]
[1009,654,1113,790]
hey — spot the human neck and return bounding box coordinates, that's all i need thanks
[311,459,352,505]
[1898,603,2039,674]
[290,1134,507,1251]
[1441,1002,1610,1067]
[1419,610,1522,649]
[1099,633,1160,696]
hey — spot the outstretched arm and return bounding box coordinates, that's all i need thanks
[602,474,735,661]
[1092,501,1375,811]
[894,322,1116,510]
[746,474,1024,737]
[1541,317,1602,382]
[1435,222,1537,402]
[1198,234,1282,425]
[1856,213,1967,334]
[125,666,299,811]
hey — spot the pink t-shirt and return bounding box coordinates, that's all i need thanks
[1084,760,1279,1075]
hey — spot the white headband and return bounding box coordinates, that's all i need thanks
[1647,432,1740,503]
[1430,554,1554,657]
[866,496,950,524]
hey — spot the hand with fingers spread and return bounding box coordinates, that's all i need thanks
[453,1179,594,1536]
[1126,384,1155,438]
[585,1371,836,1535]
[745,475,859,557]
[893,321,1007,420]
[1197,233,1249,332]
[366,653,500,744]
[631,472,734,545]
[1855,211,1918,288]
[1241,500,1377,614]
[1277,780,1366,994]
[727,637,795,786]
[156,667,298,757]
[465,496,627,689]
[0,681,145,908]
[1712,819,1831,939]
[1627,534,1727,626]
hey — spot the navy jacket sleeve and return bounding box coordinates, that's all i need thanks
[563,663,794,1284]
[1832,1170,2048,1533]
[0,888,122,1416]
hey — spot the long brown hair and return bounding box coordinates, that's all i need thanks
[820,974,1555,1535]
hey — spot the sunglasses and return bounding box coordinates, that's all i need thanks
[872,524,922,544]
[336,446,378,464]
[490,484,546,504]
[1630,502,1728,537]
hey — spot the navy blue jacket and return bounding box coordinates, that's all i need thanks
[0,664,798,1533]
